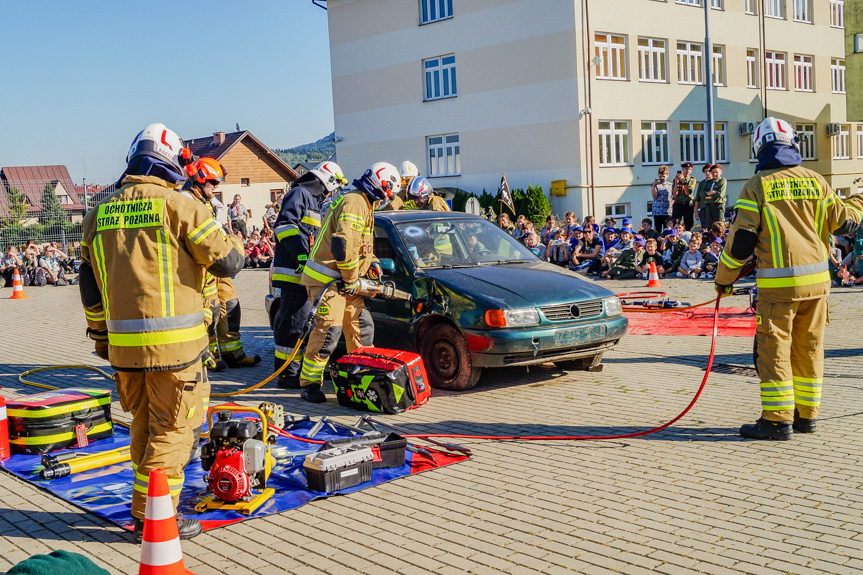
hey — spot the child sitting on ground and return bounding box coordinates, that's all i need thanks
[637,238,665,279]
[662,229,687,274]
[605,236,643,279]
[547,229,571,266]
[702,238,723,279]
[677,239,704,278]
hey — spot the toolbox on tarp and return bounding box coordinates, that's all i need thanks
[304,445,374,492]
[323,432,407,470]
[329,347,431,414]
[6,389,113,454]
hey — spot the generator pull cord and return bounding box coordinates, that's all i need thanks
[400,293,724,443]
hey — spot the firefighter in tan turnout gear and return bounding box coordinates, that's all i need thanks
[715,117,863,440]
[402,176,450,212]
[79,124,245,540]
[298,162,401,403]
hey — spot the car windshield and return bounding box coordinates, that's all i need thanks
[396,218,538,269]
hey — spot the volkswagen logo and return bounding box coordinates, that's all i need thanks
[569,304,581,318]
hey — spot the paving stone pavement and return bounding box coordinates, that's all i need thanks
[0,268,861,574]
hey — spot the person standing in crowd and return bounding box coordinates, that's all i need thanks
[672,162,696,230]
[263,191,283,231]
[512,215,528,240]
[298,162,398,402]
[694,163,713,227]
[696,164,727,232]
[561,212,579,238]
[79,124,245,540]
[227,194,249,238]
[272,161,347,389]
[651,166,673,232]
[716,117,863,440]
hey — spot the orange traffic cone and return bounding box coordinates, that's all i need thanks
[9,269,27,299]
[138,468,194,575]
[646,261,662,288]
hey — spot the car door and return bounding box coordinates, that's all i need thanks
[364,225,416,349]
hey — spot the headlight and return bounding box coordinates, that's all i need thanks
[604,297,623,317]
[485,308,540,327]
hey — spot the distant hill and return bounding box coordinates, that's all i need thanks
[274,132,335,166]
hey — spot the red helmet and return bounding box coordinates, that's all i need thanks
[187,157,227,184]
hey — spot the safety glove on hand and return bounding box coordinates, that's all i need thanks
[714,283,733,297]
[340,279,360,296]
[366,262,382,280]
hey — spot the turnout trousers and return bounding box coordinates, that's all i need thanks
[215,277,246,360]
[115,363,206,519]
[298,285,374,386]
[754,297,827,423]
[273,283,313,377]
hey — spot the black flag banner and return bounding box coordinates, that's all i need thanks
[498,173,514,214]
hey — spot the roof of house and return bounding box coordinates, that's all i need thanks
[184,131,299,181]
[1,165,82,206]
[294,161,320,172]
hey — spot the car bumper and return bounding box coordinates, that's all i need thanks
[463,315,628,368]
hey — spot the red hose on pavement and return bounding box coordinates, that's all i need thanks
[401,293,723,442]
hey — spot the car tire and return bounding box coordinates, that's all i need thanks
[555,352,604,372]
[421,323,482,391]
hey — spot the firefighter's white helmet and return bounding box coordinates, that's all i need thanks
[126,123,185,171]
[310,161,348,194]
[752,117,798,157]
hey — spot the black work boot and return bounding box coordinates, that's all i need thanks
[301,384,326,403]
[133,515,202,543]
[739,418,793,441]
[226,353,262,368]
[277,374,302,389]
[210,359,228,372]
[793,409,817,434]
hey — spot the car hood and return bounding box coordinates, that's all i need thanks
[420,261,616,309]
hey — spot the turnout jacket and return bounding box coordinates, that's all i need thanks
[79,175,244,371]
[401,195,451,212]
[272,186,323,287]
[301,191,377,287]
[716,165,863,302]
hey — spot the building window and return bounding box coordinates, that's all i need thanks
[765,51,787,90]
[270,189,282,203]
[598,121,631,167]
[424,55,457,100]
[765,0,786,19]
[605,203,630,218]
[794,55,814,92]
[857,126,863,159]
[792,0,812,23]
[714,123,728,163]
[832,58,846,93]
[213,191,223,204]
[677,42,704,85]
[712,45,725,86]
[832,125,850,159]
[855,34,863,53]
[830,0,845,28]
[427,134,460,176]
[638,37,667,83]
[595,33,627,80]
[241,178,250,187]
[745,0,758,14]
[796,124,816,160]
[711,0,723,8]
[680,122,707,164]
[750,144,758,163]
[420,0,453,25]
[746,49,759,88]
[675,0,701,5]
[641,121,670,165]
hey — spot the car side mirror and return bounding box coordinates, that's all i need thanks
[379,258,396,275]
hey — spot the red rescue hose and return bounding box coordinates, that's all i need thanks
[402,294,723,442]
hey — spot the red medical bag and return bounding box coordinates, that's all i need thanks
[330,347,431,414]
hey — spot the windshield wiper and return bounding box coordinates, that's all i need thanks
[423,263,476,269]
[475,259,528,266]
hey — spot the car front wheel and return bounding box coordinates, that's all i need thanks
[421,323,482,391]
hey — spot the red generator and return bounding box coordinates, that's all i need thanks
[330,347,431,414]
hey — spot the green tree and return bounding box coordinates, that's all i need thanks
[450,188,471,212]
[2,186,29,229]
[519,185,551,228]
[40,183,68,227]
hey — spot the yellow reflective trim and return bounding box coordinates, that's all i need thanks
[219,340,243,352]
[10,422,113,446]
[338,213,364,225]
[277,227,299,241]
[763,205,784,268]
[108,323,207,347]
[336,259,360,270]
[303,265,338,284]
[7,396,111,419]
[756,271,830,289]
[273,273,302,284]
[156,230,168,317]
[720,251,744,270]
[735,204,760,213]
[85,310,105,321]
[793,377,823,384]
[301,214,322,227]
[96,198,165,231]
[848,205,863,219]
[93,234,110,321]
[189,217,215,239]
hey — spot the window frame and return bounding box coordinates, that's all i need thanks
[595,33,628,81]
[856,126,863,159]
[796,123,817,161]
[679,121,707,164]
[793,54,814,92]
[423,54,458,101]
[832,125,851,160]
[240,178,250,187]
[832,58,846,94]
[605,203,630,218]
[765,51,787,91]
[427,133,461,177]
[792,0,813,23]
[677,41,704,85]
[641,121,671,166]
[637,37,668,83]
[597,120,632,167]
[419,0,454,25]
[746,48,759,88]
[764,0,786,19]
[830,0,845,28]
[675,0,702,5]
[714,122,728,163]
[745,0,758,14]
[712,45,725,86]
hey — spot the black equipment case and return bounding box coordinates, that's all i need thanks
[6,388,113,454]
[329,347,431,414]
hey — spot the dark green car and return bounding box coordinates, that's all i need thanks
[364,211,627,390]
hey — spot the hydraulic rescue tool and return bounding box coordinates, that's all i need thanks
[196,406,276,515]
[40,445,131,480]
[356,278,413,301]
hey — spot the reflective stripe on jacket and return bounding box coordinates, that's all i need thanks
[272,186,321,286]
[80,175,244,370]
[301,191,376,287]
[717,165,863,302]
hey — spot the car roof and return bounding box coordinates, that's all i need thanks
[375,210,479,223]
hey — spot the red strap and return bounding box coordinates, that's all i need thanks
[75,424,88,448]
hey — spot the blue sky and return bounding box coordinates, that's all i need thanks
[0,0,333,183]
